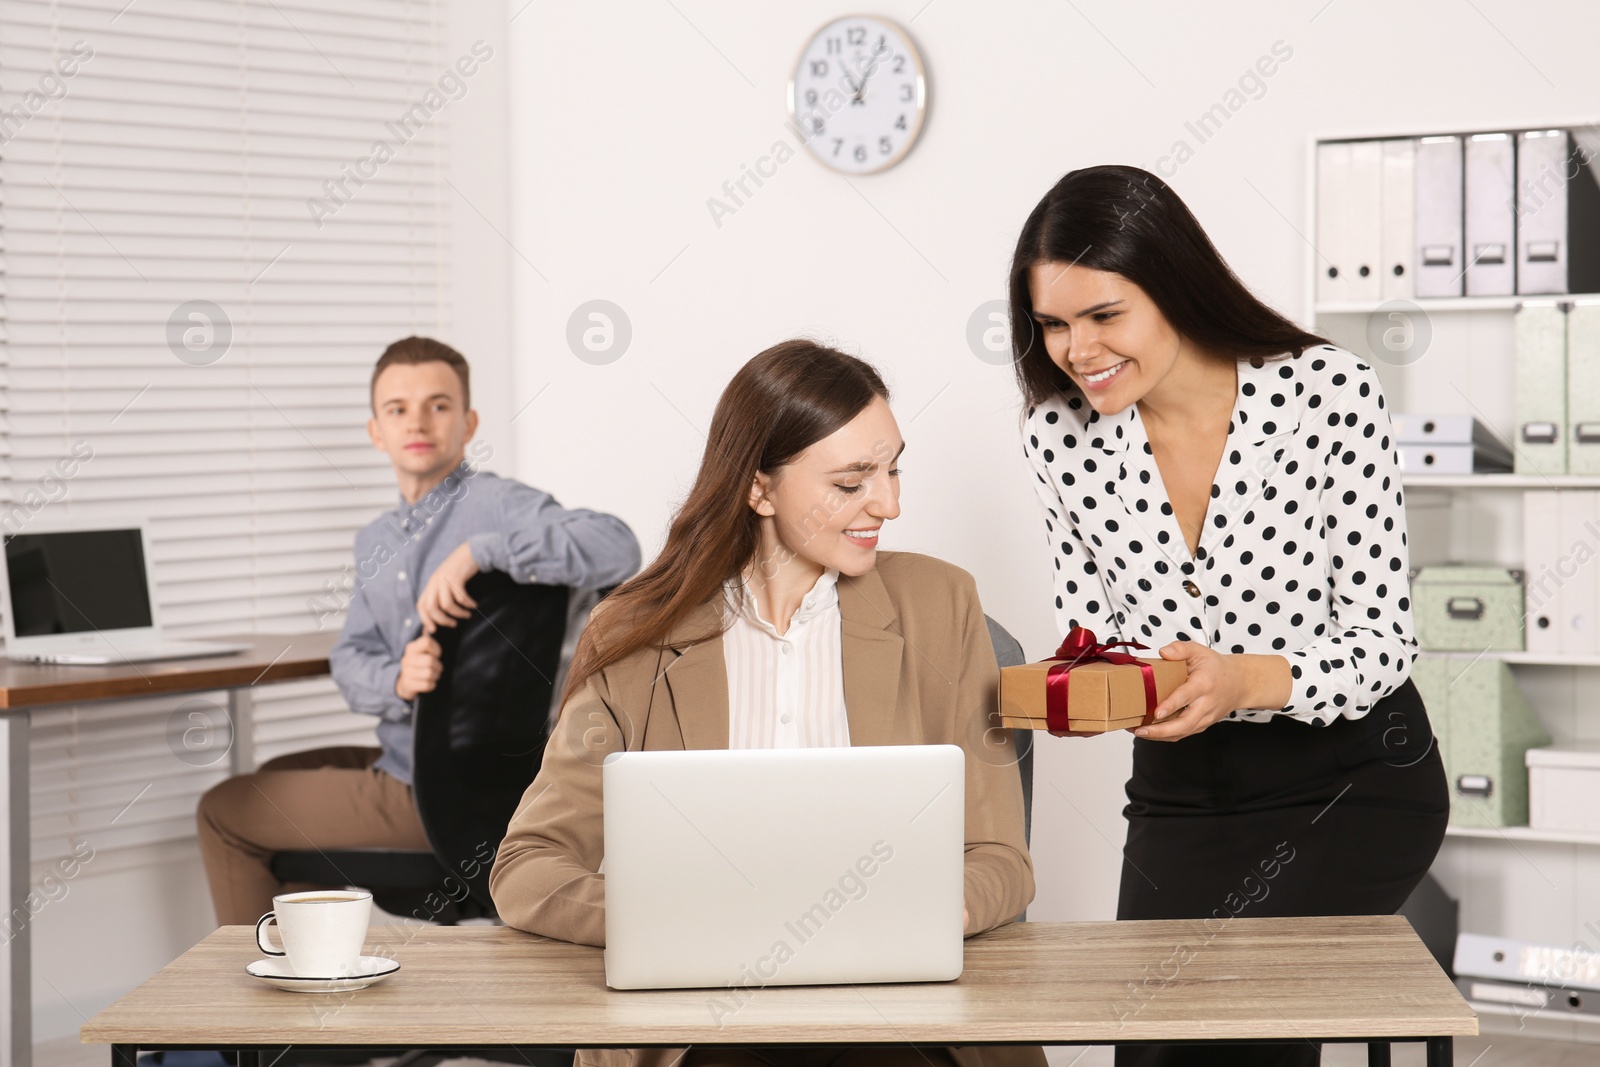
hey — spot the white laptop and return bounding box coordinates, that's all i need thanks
[601,744,965,992]
[0,519,250,665]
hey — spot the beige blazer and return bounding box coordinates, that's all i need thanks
[490,551,1045,1067]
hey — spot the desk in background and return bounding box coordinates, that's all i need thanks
[1,633,338,1067]
[84,916,1477,1066]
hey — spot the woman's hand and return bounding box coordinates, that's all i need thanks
[1133,644,1291,742]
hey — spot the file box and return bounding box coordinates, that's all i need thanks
[1526,742,1600,834]
[1412,565,1525,651]
[1514,302,1568,477]
[1411,656,1550,827]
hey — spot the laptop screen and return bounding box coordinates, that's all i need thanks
[4,529,155,636]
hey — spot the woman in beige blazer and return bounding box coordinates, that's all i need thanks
[490,339,1044,1067]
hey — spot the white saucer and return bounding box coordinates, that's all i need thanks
[246,955,400,993]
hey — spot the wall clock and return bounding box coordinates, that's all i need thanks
[788,15,927,175]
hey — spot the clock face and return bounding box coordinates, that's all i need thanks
[788,15,927,175]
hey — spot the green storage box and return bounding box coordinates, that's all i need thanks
[1412,565,1526,651]
[1514,302,1568,477]
[1411,657,1550,827]
[1569,303,1600,475]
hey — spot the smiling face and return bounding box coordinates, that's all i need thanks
[1027,263,1186,415]
[367,360,479,490]
[749,396,904,580]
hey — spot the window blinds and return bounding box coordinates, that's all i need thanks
[0,0,454,872]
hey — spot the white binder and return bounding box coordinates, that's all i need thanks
[1316,141,1382,304]
[1456,976,1600,1016]
[1415,135,1464,297]
[1465,133,1517,296]
[1573,129,1600,293]
[1317,142,1352,303]
[1381,138,1416,300]
[1557,490,1598,656]
[1569,301,1600,474]
[1455,932,1600,993]
[1346,140,1383,302]
[1517,129,1600,295]
[1392,413,1512,469]
[1523,490,1563,655]
[1514,301,1568,476]
[1399,444,1473,474]
[1518,130,1572,294]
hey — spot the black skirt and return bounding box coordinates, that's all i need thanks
[1113,678,1449,1067]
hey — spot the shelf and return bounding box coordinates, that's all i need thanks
[1402,474,1600,488]
[1464,998,1600,1026]
[1315,295,1600,314]
[1445,824,1600,846]
[1417,651,1600,668]
[1497,651,1600,667]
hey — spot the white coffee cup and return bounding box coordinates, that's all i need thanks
[255,889,373,978]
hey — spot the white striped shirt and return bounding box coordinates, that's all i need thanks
[722,568,851,749]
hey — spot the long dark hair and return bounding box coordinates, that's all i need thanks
[561,339,890,703]
[1008,165,1330,405]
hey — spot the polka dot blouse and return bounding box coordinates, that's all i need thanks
[1022,344,1416,726]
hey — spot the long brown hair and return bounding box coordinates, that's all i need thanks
[1008,165,1330,405]
[561,339,890,703]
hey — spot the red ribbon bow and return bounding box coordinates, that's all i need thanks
[1043,626,1160,737]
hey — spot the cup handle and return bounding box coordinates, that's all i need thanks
[255,912,285,956]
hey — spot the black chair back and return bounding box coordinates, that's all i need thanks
[411,570,570,910]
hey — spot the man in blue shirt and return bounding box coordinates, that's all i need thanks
[197,336,640,927]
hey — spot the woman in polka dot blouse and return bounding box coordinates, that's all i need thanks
[1009,166,1448,1067]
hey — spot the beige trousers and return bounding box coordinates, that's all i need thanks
[195,745,430,926]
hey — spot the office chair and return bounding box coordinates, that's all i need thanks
[270,570,576,1067]
[984,615,1034,848]
[272,570,568,917]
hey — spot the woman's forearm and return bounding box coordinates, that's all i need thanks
[1235,652,1294,710]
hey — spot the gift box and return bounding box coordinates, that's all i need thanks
[999,628,1187,736]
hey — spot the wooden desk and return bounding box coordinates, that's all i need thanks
[83,917,1477,1066]
[1,633,337,1067]
[0,634,337,710]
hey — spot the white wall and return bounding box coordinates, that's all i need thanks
[505,0,1600,940]
[26,0,518,1045]
[33,0,1600,1050]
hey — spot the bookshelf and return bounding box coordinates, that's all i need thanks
[1309,124,1600,1043]
[1317,295,1584,314]
[1419,650,1600,667]
[1404,474,1600,489]
[1446,825,1600,847]
[1462,999,1600,1029]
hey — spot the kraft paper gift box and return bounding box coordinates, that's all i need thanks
[998,631,1187,736]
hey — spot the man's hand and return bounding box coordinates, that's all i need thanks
[395,634,443,701]
[416,541,480,633]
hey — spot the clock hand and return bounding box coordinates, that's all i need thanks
[837,59,861,97]
[852,48,886,102]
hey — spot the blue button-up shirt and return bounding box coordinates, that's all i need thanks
[328,464,641,784]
